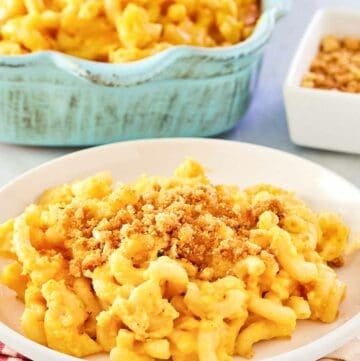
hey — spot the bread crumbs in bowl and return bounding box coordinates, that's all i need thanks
[301,35,360,93]
[0,0,289,146]
[284,8,360,155]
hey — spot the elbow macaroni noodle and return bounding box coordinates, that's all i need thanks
[0,0,260,62]
[0,160,351,360]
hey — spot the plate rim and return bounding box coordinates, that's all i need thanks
[1,138,360,195]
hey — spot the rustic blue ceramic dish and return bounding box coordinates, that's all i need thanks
[0,0,290,146]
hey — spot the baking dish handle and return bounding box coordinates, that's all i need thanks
[265,0,292,22]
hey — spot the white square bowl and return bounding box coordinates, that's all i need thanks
[283,9,360,154]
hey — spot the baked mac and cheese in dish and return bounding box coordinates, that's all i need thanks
[0,160,351,360]
[0,0,260,62]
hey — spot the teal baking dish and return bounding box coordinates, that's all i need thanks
[0,0,290,146]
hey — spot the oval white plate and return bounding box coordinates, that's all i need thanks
[0,138,360,361]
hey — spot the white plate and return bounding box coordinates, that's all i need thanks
[0,138,360,361]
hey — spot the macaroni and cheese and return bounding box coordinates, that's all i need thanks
[0,160,351,360]
[0,0,260,62]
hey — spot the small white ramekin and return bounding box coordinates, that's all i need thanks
[283,9,360,154]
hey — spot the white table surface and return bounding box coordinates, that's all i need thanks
[0,0,359,188]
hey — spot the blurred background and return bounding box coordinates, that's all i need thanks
[0,0,359,187]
